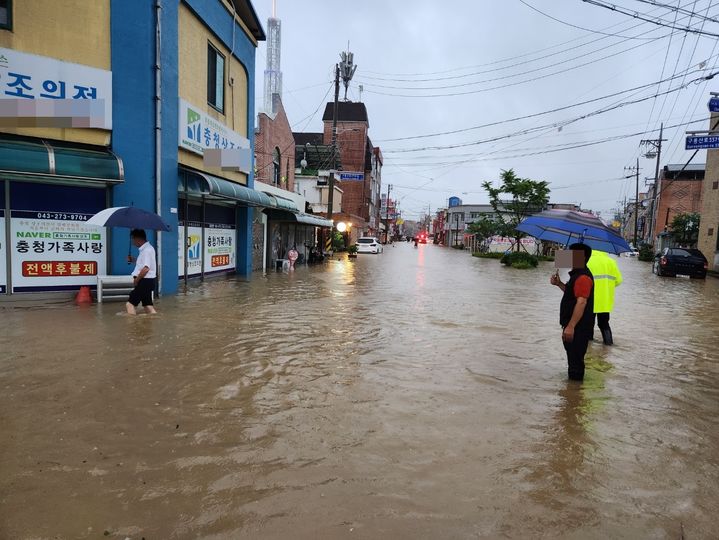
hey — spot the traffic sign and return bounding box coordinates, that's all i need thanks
[709,97,719,112]
[686,135,719,149]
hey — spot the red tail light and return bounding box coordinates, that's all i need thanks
[660,256,667,265]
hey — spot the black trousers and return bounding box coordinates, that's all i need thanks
[128,278,155,307]
[591,312,611,339]
[562,332,590,381]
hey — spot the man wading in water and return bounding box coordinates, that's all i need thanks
[550,243,594,381]
[126,229,157,315]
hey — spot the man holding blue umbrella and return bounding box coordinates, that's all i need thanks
[550,243,594,381]
[126,229,157,315]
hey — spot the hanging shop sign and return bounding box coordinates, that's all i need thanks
[10,213,106,292]
[0,209,6,293]
[204,224,235,274]
[178,99,250,166]
[0,47,112,128]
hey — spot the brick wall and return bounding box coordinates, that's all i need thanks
[699,121,719,269]
[654,177,704,239]
[254,97,296,193]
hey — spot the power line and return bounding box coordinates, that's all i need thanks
[582,0,719,37]
[375,67,706,143]
[630,0,719,22]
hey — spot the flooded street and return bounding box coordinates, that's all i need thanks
[1,243,718,539]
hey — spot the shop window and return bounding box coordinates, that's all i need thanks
[272,147,281,186]
[207,43,225,113]
[0,0,11,30]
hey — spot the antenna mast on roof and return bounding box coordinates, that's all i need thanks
[339,46,357,102]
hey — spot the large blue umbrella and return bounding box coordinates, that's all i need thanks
[516,209,631,255]
[86,206,171,232]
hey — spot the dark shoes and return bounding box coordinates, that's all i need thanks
[601,328,614,346]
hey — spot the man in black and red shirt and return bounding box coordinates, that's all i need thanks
[550,243,594,381]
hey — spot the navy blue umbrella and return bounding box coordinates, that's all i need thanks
[516,209,631,255]
[86,206,171,232]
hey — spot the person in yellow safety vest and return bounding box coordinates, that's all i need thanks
[587,250,623,345]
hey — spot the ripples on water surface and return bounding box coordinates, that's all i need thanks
[1,243,718,539]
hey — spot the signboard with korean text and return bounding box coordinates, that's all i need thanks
[709,97,719,112]
[0,208,6,293]
[179,99,250,166]
[685,135,719,150]
[10,215,106,292]
[204,224,235,274]
[178,223,203,279]
[339,172,364,181]
[0,47,112,129]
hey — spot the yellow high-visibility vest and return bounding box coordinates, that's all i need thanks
[587,250,623,313]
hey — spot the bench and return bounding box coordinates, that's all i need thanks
[97,275,147,303]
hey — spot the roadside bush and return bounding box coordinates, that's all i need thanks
[472,252,504,259]
[500,251,539,268]
[537,255,555,262]
[638,244,654,262]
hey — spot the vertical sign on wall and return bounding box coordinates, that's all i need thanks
[178,221,203,279]
[0,207,6,293]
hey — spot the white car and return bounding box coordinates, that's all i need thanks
[356,237,383,254]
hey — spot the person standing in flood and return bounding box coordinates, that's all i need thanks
[587,250,622,345]
[550,243,594,381]
[126,229,157,315]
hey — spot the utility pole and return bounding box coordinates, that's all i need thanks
[640,123,666,245]
[624,160,641,248]
[383,183,392,243]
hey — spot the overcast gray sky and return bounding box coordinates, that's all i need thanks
[253,0,718,222]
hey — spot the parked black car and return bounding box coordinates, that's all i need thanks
[653,247,708,279]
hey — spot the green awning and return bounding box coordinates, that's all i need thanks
[180,169,274,207]
[265,193,299,212]
[264,209,333,228]
[0,135,123,183]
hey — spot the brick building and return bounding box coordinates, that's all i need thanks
[254,95,295,193]
[652,163,704,241]
[320,102,382,235]
[699,114,719,270]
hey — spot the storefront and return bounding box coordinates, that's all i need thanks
[263,209,332,269]
[0,135,123,295]
[178,167,273,284]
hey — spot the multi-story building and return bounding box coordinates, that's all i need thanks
[651,163,704,243]
[320,101,381,236]
[699,114,719,270]
[0,0,269,297]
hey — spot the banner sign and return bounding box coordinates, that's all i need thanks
[685,135,719,150]
[179,99,250,169]
[178,223,203,279]
[0,47,112,129]
[204,224,235,274]
[10,213,106,291]
[339,172,364,181]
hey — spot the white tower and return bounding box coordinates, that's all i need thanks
[263,0,282,114]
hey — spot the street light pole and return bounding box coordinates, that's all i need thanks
[383,183,392,243]
[326,63,340,229]
[634,157,640,248]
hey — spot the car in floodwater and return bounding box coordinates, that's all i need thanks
[653,247,708,279]
[356,237,384,254]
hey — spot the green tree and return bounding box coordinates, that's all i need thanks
[467,214,501,252]
[670,212,701,247]
[482,169,550,252]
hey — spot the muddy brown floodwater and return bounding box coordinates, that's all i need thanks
[1,243,718,539]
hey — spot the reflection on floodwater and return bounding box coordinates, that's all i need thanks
[1,244,718,538]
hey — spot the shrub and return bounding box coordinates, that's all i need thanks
[347,244,358,255]
[638,244,654,262]
[500,251,538,268]
[472,252,504,259]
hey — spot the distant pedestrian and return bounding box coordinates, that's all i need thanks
[126,229,157,315]
[587,250,622,345]
[550,243,594,381]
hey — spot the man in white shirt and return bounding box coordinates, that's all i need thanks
[126,229,157,315]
